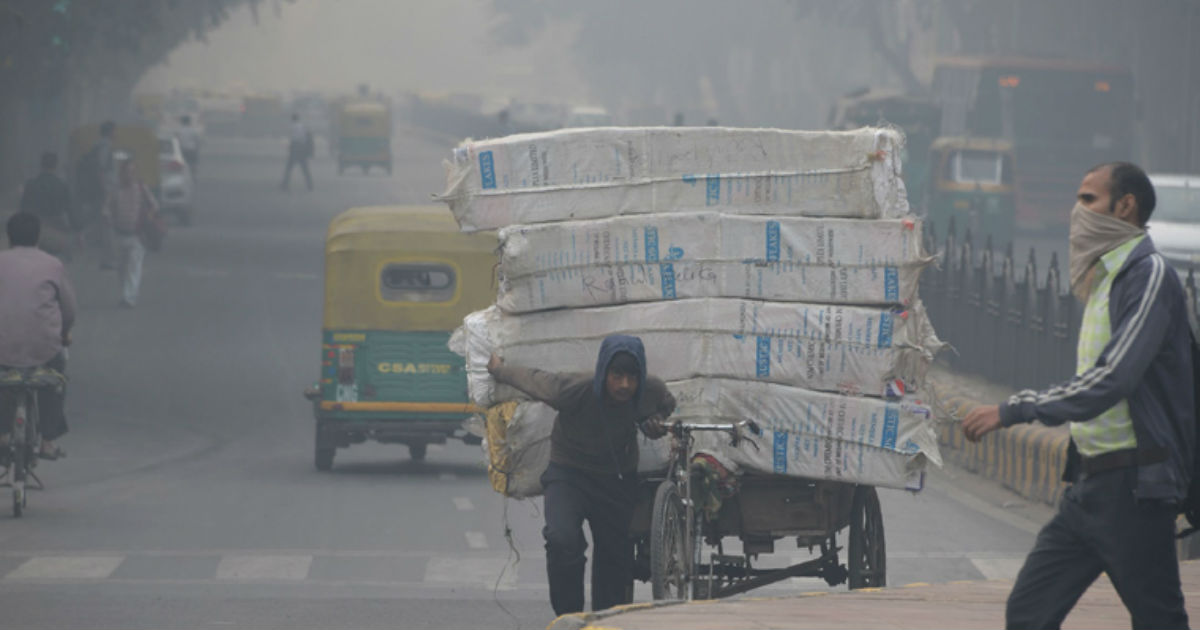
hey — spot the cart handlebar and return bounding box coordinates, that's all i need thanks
[669,419,762,438]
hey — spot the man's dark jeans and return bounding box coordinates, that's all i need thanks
[281,147,312,191]
[1006,466,1188,630]
[0,353,68,441]
[540,462,637,616]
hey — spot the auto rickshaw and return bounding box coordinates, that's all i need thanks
[68,123,161,193]
[334,100,392,175]
[923,136,1015,246]
[305,205,497,470]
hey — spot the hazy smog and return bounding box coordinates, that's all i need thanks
[0,1,1198,628]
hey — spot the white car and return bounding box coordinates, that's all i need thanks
[1148,174,1200,277]
[157,134,195,225]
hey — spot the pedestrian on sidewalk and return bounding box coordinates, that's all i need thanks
[487,336,674,616]
[0,213,76,460]
[963,162,1197,630]
[176,115,202,176]
[76,121,118,269]
[20,152,75,261]
[103,155,156,308]
[280,113,313,192]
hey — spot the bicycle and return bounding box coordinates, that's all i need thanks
[649,418,761,600]
[0,367,66,518]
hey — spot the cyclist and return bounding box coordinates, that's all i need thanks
[0,213,75,461]
[487,334,674,616]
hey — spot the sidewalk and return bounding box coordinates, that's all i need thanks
[550,560,1200,630]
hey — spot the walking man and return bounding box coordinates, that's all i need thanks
[103,155,156,308]
[0,213,76,460]
[963,162,1197,629]
[176,115,201,176]
[487,336,673,615]
[280,113,313,191]
[20,152,74,260]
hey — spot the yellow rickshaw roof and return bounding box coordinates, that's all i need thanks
[325,205,495,253]
[340,100,389,115]
[930,136,1014,153]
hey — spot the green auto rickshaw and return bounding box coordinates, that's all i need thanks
[335,100,392,175]
[305,205,497,470]
[924,136,1016,247]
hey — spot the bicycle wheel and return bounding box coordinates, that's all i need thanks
[650,480,690,600]
[11,395,28,518]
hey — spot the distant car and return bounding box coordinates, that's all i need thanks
[1147,174,1200,283]
[563,106,613,128]
[157,134,195,225]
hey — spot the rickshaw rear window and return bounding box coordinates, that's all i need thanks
[380,263,456,302]
[948,150,1010,185]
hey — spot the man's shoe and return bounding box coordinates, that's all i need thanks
[37,445,65,461]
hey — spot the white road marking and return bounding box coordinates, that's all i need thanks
[970,558,1026,581]
[6,556,123,580]
[216,555,312,581]
[464,532,488,550]
[424,557,516,590]
[271,271,320,281]
[453,497,474,511]
[439,472,458,481]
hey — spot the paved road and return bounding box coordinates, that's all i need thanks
[0,133,1053,629]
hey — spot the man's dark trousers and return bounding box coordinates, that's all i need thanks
[281,147,312,191]
[1006,466,1188,629]
[540,461,637,616]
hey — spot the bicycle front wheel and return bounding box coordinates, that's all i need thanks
[650,480,690,600]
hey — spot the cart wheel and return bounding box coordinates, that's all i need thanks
[650,481,690,600]
[848,485,886,589]
[408,443,427,462]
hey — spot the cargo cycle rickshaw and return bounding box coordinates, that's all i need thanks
[631,418,887,600]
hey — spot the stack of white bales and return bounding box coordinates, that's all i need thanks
[444,126,943,497]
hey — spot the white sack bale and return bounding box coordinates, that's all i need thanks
[495,212,928,313]
[439,127,908,231]
[451,299,941,408]
[671,378,940,491]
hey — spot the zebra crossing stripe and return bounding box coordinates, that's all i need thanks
[6,556,123,580]
[215,555,312,580]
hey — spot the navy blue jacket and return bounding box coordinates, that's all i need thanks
[1000,237,1198,502]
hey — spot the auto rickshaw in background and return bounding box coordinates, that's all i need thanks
[240,94,286,137]
[133,92,166,126]
[923,136,1015,247]
[827,88,941,197]
[304,205,497,470]
[334,100,392,175]
[69,123,161,193]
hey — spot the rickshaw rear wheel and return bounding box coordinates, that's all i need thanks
[408,443,427,462]
[314,446,335,471]
[650,480,690,600]
[314,424,335,471]
[847,485,886,589]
